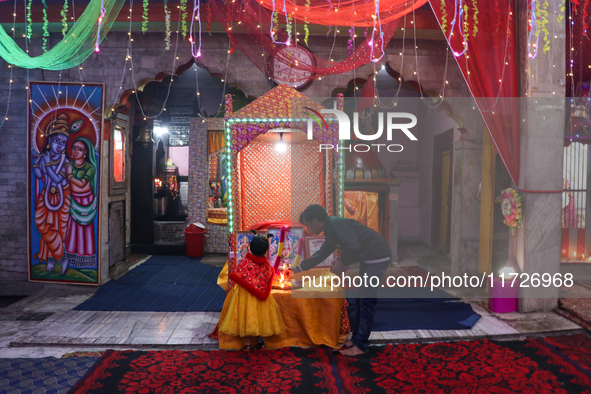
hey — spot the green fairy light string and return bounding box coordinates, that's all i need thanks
[472,0,478,38]
[0,0,125,70]
[142,0,149,34]
[164,0,171,49]
[26,0,32,41]
[441,0,447,34]
[61,0,69,37]
[180,0,188,39]
[42,0,50,52]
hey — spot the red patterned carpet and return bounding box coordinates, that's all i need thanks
[70,338,591,393]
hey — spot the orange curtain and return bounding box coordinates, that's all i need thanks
[343,191,380,233]
[238,140,324,230]
[208,131,226,155]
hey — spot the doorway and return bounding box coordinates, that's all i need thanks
[431,129,454,253]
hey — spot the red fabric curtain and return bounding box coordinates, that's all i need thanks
[255,0,428,27]
[210,0,400,79]
[429,0,520,185]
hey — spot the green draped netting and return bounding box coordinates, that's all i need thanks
[0,0,124,70]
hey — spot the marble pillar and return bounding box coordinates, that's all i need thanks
[513,0,565,312]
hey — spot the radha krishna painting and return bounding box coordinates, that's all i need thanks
[28,82,104,284]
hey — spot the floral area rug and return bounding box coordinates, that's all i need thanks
[69,337,591,393]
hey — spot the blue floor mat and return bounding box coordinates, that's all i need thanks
[347,293,481,331]
[0,357,98,394]
[74,255,226,312]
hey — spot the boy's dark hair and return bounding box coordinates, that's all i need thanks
[299,204,328,224]
[250,236,269,257]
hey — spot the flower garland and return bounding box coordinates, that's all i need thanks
[501,188,523,234]
[142,0,149,34]
[348,26,355,54]
[206,3,212,36]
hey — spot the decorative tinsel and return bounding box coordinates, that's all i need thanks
[537,0,550,52]
[207,3,212,36]
[272,11,279,37]
[61,0,69,37]
[304,0,310,45]
[472,0,479,38]
[462,3,469,43]
[142,0,149,34]
[582,0,589,35]
[164,0,171,49]
[42,1,50,51]
[348,26,355,54]
[440,0,447,34]
[557,1,565,23]
[26,0,32,41]
[181,0,188,38]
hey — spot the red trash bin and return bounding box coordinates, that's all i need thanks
[184,223,206,257]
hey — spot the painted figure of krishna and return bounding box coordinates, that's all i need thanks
[28,82,104,285]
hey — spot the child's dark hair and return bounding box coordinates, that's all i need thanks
[299,204,328,224]
[249,235,269,257]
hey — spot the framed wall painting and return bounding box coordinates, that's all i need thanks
[27,82,104,285]
[236,230,267,261]
[305,236,336,268]
[268,226,304,267]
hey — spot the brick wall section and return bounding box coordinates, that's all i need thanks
[0,31,469,282]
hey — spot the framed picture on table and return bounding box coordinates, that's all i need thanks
[305,236,337,268]
[267,227,304,267]
[236,230,267,261]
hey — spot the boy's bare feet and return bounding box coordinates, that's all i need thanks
[340,345,365,357]
[345,340,354,347]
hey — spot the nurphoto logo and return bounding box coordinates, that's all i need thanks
[303,107,418,152]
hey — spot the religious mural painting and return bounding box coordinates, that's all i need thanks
[27,82,104,285]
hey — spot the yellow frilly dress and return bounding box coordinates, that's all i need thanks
[219,253,286,338]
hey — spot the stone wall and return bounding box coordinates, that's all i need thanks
[0,30,469,282]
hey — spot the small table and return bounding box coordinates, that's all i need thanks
[218,269,346,349]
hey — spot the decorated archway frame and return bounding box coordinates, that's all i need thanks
[223,89,345,279]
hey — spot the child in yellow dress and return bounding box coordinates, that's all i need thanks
[219,234,286,350]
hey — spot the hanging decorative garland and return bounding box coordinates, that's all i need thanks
[501,188,523,234]
[61,0,69,37]
[441,0,447,34]
[537,0,550,52]
[164,0,171,49]
[472,0,479,38]
[26,0,32,41]
[180,0,188,39]
[42,0,50,52]
[142,0,149,34]
[304,0,310,45]
[348,26,355,54]
[206,3,212,36]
